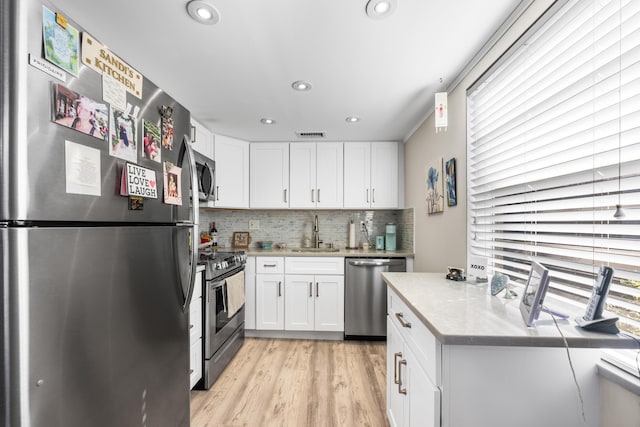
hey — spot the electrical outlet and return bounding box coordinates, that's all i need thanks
[249,220,260,230]
[360,221,366,231]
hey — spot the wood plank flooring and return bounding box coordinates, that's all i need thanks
[190,338,389,427]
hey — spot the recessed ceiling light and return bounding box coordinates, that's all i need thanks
[346,116,360,123]
[186,1,220,25]
[292,80,313,91]
[365,0,397,19]
[260,118,275,125]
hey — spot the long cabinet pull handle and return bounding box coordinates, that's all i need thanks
[316,282,319,297]
[309,282,313,297]
[278,281,282,297]
[284,189,287,203]
[398,359,407,395]
[216,186,220,201]
[317,189,320,203]
[372,188,375,204]
[311,189,314,203]
[393,352,402,385]
[366,188,369,203]
[263,264,277,268]
[395,312,412,328]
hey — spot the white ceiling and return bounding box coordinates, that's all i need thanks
[52,0,521,142]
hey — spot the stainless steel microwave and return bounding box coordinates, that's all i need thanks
[193,151,216,202]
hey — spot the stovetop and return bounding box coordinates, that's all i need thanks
[199,249,247,281]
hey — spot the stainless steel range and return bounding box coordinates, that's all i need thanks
[197,249,247,389]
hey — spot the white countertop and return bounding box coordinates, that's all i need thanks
[382,272,636,349]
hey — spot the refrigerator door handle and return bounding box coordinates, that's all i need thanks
[179,134,199,312]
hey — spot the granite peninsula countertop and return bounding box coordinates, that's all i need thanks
[382,272,636,349]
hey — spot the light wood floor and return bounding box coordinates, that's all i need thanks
[190,338,389,427]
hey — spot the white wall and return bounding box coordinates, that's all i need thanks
[404,0,553,273]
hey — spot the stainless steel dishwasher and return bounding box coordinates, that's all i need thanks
[345,258,406,338]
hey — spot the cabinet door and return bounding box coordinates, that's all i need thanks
[289,143,316,208]
[214,134,249,208]
[343,142,371,208]
[316,142,343,209]
[387,318,404,427]
[284,275,315,331]
[190,119,213,159]
[255,274,285,330]
[314,275,344,331]
[244,256,256,330]
[250,143,290,208]
[370,141,398,208]
[405,345,440,427]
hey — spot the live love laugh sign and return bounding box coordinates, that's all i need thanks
[121,163,158,199]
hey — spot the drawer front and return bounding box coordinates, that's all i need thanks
[285,256,344,275]
[189,297,202,345]
[388,289,440,385]
[192,270,203,300]
[256,256,285,274]
[190,338,202,389]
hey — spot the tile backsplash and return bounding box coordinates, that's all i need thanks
[200,208,414,250]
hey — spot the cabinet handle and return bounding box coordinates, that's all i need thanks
[372,188,375,203]
[309,282,313,297]
[189,324,194,329]
[278,281,282,297]
[366,188,369,203]
[189,369,194,375]
[191,125,196,143]
[393,352,402,385]
[263,264,277,268]
[311,189,315,203]
[317,189,320,203]
[395,312,412,328]
[284,189,288,203]
[216,185,220,201]
[316,282,319,297]
[398,359,407,395]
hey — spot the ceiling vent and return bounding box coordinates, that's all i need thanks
[295,131,325,138]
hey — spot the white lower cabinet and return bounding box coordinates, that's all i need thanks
[387,289,441,427]
[244,256,256,329]
[189,270,203,389]
[255,256,344,333]
[284,274,344,331]
[255,257,285,330]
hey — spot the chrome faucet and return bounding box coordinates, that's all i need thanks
[313,215,322,248]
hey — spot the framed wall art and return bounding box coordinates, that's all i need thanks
[232,231,251,248]
[445,157,457,206]
[426,158,444,214]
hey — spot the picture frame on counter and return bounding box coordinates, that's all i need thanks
[232,231,251,248]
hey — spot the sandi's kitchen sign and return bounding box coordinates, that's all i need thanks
[82,33,143,98]
[121,163,157,199]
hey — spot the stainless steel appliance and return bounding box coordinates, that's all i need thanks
[193,150,216,202]
[345,258,406,338]
[198,250,247,389]
[1,1,198,425]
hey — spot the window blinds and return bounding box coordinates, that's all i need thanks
[467,0,640,334]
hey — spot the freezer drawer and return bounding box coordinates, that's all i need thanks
[2,226,191,427]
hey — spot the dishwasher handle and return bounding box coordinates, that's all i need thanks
[348,259,404,267]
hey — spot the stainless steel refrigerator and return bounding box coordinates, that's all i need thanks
[1,0,199,425]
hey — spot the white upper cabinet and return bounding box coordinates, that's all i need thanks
[213,134,249,208]
[289,142,343,209]
[250,143,290,208]
[344,141,399,209]
[190,118,213,159]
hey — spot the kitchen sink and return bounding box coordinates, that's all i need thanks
[291,247,340,253]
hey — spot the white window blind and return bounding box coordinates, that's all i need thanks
[467,0,640,335]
